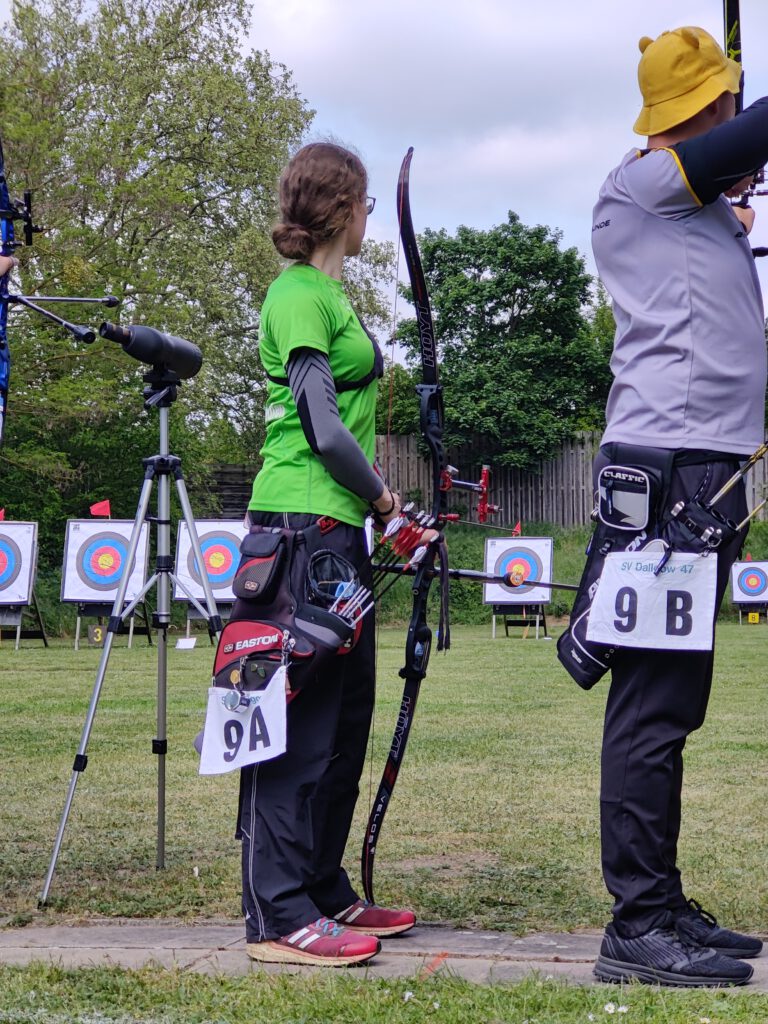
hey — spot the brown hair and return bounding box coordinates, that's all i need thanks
[272,142,368,261]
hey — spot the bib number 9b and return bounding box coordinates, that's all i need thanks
[587,553,716,651]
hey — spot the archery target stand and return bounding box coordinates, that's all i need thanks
[491,603,548,639]
[0,521,48,649]
[74,602,152,649]
[483,537,554,640]
[172,519,247,639]
[41,366,224,907]
[61,519,154,649]
[731,561,768,624]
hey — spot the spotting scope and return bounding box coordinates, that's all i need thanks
[99,322,202,380]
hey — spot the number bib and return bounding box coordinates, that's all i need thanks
[586,552,717,651]
[198,665,287,775]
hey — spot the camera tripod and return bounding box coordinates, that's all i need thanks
[40,366,223,904]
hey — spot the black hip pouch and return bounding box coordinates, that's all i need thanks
[557,444,675,690]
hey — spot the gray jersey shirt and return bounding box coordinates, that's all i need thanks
[592,147,766,455]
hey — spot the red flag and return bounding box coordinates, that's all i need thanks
[746,552,753,561]
[90,499,111,517]
[0,508,5,521]
[511,520,522,537]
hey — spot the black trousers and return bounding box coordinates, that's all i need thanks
[594,451,748,937]
[235,513,376,942]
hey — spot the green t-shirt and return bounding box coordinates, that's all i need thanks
[249,263,379,527]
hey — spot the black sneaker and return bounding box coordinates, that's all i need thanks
[594,922,754,987]
[674,898,763,959]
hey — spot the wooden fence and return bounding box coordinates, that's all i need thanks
[211,432,768,527]
[375,432,600,527]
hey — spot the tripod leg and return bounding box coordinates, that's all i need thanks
[40,474,156,906]
[154,459,171,871]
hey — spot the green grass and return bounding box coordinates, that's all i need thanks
[2,965,768,1023]
[1,621,767,1019]
[1,623,766,930]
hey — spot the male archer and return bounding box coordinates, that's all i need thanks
[560,26,767,986]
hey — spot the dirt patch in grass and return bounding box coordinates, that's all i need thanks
[396,851,499,876]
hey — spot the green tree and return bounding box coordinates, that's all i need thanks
[573,280,615,430]
[397,215,604,468]
[343,239,396,339]
[374,359,419,436]
[0,0,311,474]
[0,0,395,589]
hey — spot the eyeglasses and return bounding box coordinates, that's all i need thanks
[365,196,376,215]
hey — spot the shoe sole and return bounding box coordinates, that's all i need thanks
[594,955,753,987]
[341,921,415,937]
[247,941,379,967]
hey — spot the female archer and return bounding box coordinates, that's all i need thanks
[239,142,417,967]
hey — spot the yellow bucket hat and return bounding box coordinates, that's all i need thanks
[633,26,741,136]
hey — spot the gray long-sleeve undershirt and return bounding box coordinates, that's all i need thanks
[286,347,384,503]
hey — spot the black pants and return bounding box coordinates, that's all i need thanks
[595,451,748,938]
[235,513,375,942]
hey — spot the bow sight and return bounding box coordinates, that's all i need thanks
[0,180,38,247]
[0,180,117,340]
[0,137,123,446]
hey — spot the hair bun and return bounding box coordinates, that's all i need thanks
[272,222,314,261]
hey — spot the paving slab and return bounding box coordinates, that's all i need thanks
[0,920,767,990]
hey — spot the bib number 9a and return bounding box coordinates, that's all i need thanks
[199,665,287,775]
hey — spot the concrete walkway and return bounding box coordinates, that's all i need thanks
[1,920,768,988]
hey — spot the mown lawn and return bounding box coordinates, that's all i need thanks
[2,623,766,929]
[1,620,766,1021]
[2,965,768,1024]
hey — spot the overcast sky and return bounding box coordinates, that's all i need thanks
[245,0,768,287]
[3,0,768,288]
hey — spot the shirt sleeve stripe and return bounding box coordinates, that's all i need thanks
[659,147,703,207]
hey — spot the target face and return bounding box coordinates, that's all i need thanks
[493,548,544,594]
[738,567,768,596]
[0,523,37,605]
[77,532,131,590]
[174,520,249,602]
[61,521,150,602]
[187,532,240,589]
[731,561,768,604]
[483,536,553,605]
[0,535,21,589]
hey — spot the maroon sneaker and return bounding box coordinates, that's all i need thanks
[246,916,380,966]
[335,899,416,937]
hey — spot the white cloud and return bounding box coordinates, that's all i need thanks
[2,0,768,283]
[240,0,768,281]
